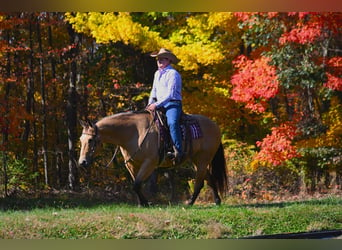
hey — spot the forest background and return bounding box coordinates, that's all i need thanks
[0,12,341,203]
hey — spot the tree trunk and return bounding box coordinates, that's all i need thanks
[48,14,62,189]
[299,166,308,195]
[37,20,49,187]
[28,15,39,189]
[1,30,11,197]
[66,24,80,191]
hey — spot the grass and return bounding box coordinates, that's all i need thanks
[0,195,341,239]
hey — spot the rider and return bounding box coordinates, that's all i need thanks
[146,48,184,164]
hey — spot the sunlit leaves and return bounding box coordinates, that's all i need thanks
[65,12,236,72]
[255,121,301,166]
[231,55,279,113]
[324,57,342,91]
[231,12,342,167]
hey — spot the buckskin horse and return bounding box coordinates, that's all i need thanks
[78,111,227,206]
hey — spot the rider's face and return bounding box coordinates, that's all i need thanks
[156,57,170,69]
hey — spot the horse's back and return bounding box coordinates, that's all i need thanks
[188,114,222,150]
[189,114,220,134]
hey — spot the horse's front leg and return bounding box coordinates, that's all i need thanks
[132,160,156,207]
[133,180,149,207]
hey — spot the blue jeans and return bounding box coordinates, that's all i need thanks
[164,101,182,153]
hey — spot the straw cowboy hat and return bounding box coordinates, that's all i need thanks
[150,48,180,64]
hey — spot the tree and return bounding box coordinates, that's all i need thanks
[66,22,80,190]
[232,12,342,186]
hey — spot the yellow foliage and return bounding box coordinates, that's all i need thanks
[65,12,240,72]
[34,91,42,102]
[207,12,235,28]
[248,159,271,173]
[296,97,342,148]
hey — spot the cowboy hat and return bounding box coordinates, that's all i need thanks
[150,48,180,64]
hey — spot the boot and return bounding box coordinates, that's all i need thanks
[174,149,184,165]
[167,147,184,165]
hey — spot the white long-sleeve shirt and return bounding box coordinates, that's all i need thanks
[148,65,182,108]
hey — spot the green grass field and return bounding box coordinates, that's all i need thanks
[0,195,341,239]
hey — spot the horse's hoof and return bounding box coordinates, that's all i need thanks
[185,199,194,206]
[138,201,150,207]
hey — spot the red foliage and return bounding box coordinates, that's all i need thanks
[255,121,301,166]
[325,73,342,91]
[233,12,258,23]
[324,57,342,91]
[231,55,279,113]
[279,23,322,45]
[279,12,341,45]
[234,12,278,23]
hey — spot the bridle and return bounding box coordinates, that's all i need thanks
[82,124,99,160]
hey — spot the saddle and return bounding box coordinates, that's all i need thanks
[154,109,203,164]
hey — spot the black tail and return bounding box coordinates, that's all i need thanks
[211,143,228,195]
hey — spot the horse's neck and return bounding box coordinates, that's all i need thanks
[97,113,151,148]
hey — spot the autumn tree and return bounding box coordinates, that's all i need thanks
[231,12,342,192]
[0,12,91,194]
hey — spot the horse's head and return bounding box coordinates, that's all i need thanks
[78,120,100,168]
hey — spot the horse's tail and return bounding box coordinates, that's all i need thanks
[211,142,228,195]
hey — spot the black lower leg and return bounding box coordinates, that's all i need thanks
[207,175,221,205]
[187,181,204,205]
[133,181,148,206]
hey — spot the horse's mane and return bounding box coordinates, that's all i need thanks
[132,109,150,114]
[97,110,150,124]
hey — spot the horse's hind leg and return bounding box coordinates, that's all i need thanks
[205,171,221,205]
[187,163,207,205]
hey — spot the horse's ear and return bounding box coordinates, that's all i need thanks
[86,119,94,128]
[79,119,88,128]
[80,118,96,128]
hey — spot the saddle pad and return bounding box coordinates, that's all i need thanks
[155,114,202,140]
[181,121,202,140]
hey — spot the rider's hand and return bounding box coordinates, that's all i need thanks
[146,103,157,111]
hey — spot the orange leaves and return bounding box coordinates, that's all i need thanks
[279,24,322,45]
[255,122,301,166]
[279,13,341,45]
[324,57,342,91]
[325,73,342,91]
[230,55,279,113]
[232,12,342,169]
[0,96,31,147]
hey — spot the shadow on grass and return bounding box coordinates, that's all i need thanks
[1,191,341,212]
[0,190,141,211]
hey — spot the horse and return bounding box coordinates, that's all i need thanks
[78,111,227,206]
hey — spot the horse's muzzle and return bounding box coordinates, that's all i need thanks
[78,159,90,168]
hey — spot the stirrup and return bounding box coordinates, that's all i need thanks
[167,151,176,159]
[167,151,184,165]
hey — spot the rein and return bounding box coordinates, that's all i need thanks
[105,145,120,168]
